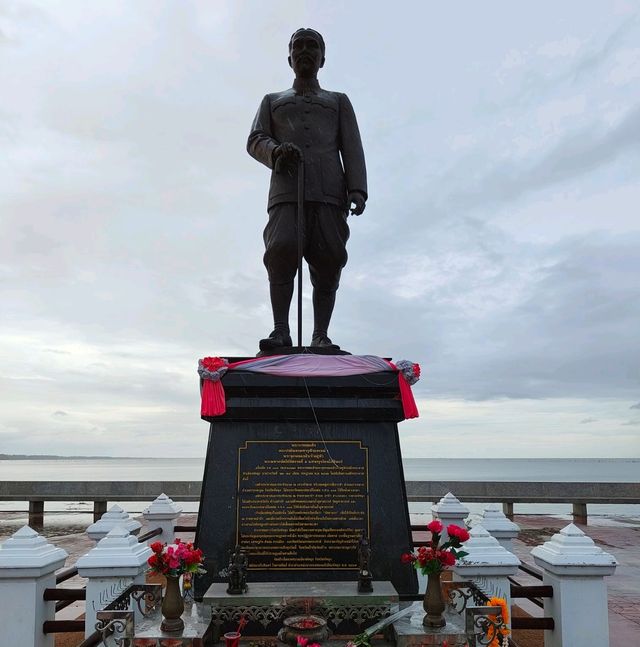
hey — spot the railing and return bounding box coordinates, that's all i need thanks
[42,526,163,641]
[137,526,163,543]
[2,479,638,527]
[56,564,79,584]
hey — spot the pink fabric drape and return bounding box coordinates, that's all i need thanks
[199,354,420,420]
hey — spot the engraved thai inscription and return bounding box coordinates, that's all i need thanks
[237,440,369,570]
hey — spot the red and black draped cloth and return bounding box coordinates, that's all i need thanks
[197,354,421,420]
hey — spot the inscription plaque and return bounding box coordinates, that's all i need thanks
[236,440,369,570]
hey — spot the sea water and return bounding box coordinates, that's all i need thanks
[0,457,638,519]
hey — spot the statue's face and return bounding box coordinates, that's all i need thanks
[288,33,324,77]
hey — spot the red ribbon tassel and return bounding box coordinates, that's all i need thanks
[397,372,419,419]
[200,379,226,417]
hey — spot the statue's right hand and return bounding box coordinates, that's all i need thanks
[274,142,303,168]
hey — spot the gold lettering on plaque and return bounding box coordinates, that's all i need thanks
[236,440,369,570]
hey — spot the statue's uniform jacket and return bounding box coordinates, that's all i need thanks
[247,87,368,210]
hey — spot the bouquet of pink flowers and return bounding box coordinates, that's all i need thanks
[147,538,206,577]
[401,520,469,574]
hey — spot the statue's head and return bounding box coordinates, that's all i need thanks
[288,28,325,77]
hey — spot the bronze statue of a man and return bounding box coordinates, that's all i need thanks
[247,28,367,352]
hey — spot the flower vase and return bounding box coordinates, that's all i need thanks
[161,575,185,633]
[423,570,446,628]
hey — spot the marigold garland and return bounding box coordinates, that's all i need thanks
[487,596,510,647]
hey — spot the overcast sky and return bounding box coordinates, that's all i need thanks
[1,1,639,460]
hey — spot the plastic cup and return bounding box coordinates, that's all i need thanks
[224,631,242,647]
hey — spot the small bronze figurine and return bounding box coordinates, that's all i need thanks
[226,544,249,595]
[247,28,367,353]
[357,531,373,593]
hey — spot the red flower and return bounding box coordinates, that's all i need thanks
[186,550,201,565]
[413,363,421,379]
[150,541,164,554]
[148,554,159,567]
[401,552,416,564]
[426,519,443,534]
[447,525,470,542]
[438,550,456,567]
[297,638,309,647]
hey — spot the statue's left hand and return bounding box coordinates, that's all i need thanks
[348,191,366,216]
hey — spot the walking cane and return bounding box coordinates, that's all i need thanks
[296,156,305,348]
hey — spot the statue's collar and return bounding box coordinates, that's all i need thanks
[292,78,321,95]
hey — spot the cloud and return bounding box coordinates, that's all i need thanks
[630,402,640,410]
[450,104,640,210]
[1,3,640,457]
[580,417,597,424]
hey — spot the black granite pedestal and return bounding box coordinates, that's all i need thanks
[194,361,418,599]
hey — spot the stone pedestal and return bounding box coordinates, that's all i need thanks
[203,580,398,640]
[143,493,183,544]
[77,526,151,637]
[195,365,418,598]
[531,523,616,647]
[453,525,520,625]
[87,503,141,542]
[132,601,211,645]
[475,504,520,553]
[394,602,468,647]
[0,526,68,647]
[431,493,469,541]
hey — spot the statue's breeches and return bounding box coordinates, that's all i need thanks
[263,202,350,291]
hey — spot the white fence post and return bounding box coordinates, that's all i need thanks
[531,523,617,647]
[476,503,520,553]
[453,525,520,628]
[76,525,151,637]
[142,493,182,544]
[0,526,68,647]
[86,504,141,543]
[431,492,470,542]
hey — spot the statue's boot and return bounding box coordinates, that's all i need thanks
[310,333,340,350]
[311,288,340,350]
[259,329,293,351]
[260,282,293,351]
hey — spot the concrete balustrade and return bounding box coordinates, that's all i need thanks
[86,503,141,542]
[531,523,617,647]
[142,492,182,544]
[475,503,520,552]
[0,491,623,647]
[2,480,638,526]
[431,492,470,541]
[0,526,68,647]
[453,524,521,627]
[77,525,151,637]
